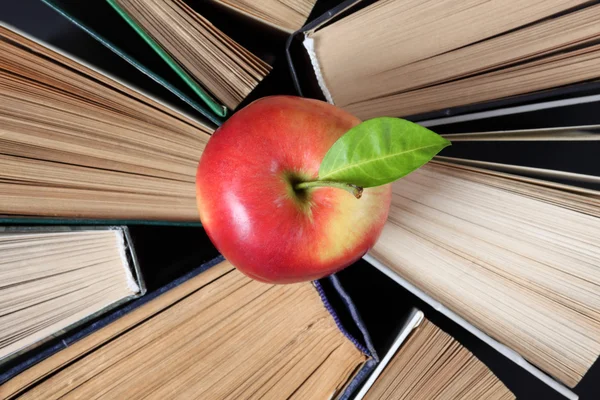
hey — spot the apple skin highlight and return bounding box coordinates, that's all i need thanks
[196,96,391,283]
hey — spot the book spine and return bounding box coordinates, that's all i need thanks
[418,93,600,128]
[363,254,579,400]
[114,226,146,296]
[313,277,379,400]
[338,359,377,400]
[329,274,379,361]
[313,280,371,357]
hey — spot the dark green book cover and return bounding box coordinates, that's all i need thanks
[104,0,228,118]
[41,0,224,125]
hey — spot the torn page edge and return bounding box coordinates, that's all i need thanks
[303,36,335,104]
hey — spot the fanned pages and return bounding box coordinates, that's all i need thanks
[0,25,212,222]
[39,0,223,125]
[113,0,271,110]
[0,228,140,366]
[344,44,600,118]
[370,162,600,387]
[211,0,317,32]
[363,318,514,400]
[2,261,367,399]
[307,0,600,118]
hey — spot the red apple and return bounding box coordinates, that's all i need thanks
[196,96,391,283]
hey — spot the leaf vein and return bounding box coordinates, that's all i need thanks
[319,143,445,180]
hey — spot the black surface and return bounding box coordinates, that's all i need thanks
[1,0,599,398]
[127,226,220,292]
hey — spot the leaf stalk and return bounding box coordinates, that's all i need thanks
[294,180,363,199]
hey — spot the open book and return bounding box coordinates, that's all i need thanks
[355,310,514,400]
[365,159,600,398]
[1,259,371,399]
[302,0,600,119]
[0,227,142,368]
[107,0,271,114]
[0,24,210,222]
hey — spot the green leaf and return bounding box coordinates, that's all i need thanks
[318,117,451,187]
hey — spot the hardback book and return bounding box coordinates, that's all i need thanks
[297,0,600,120]
[0,24,211,223]
[1,257,377,399]
[209,0,318,33]
[107,0,272,114]
[355,310,514,400]
[37,0,223,125]
[364,159,600,399]
[0,226,143,368]
[436,125,600,192]
[418,93,600,131]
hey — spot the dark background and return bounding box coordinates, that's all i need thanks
[2,0,599,398]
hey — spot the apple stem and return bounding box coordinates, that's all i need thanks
[294,180,363,199]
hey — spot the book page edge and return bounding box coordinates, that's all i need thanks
[362,254,579,400]
[113,229,140,294]
[0,22,212,131]
[210,0,294,33]
[352,308,424,400]
[436,156,600,186]
[302,36,335,104]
